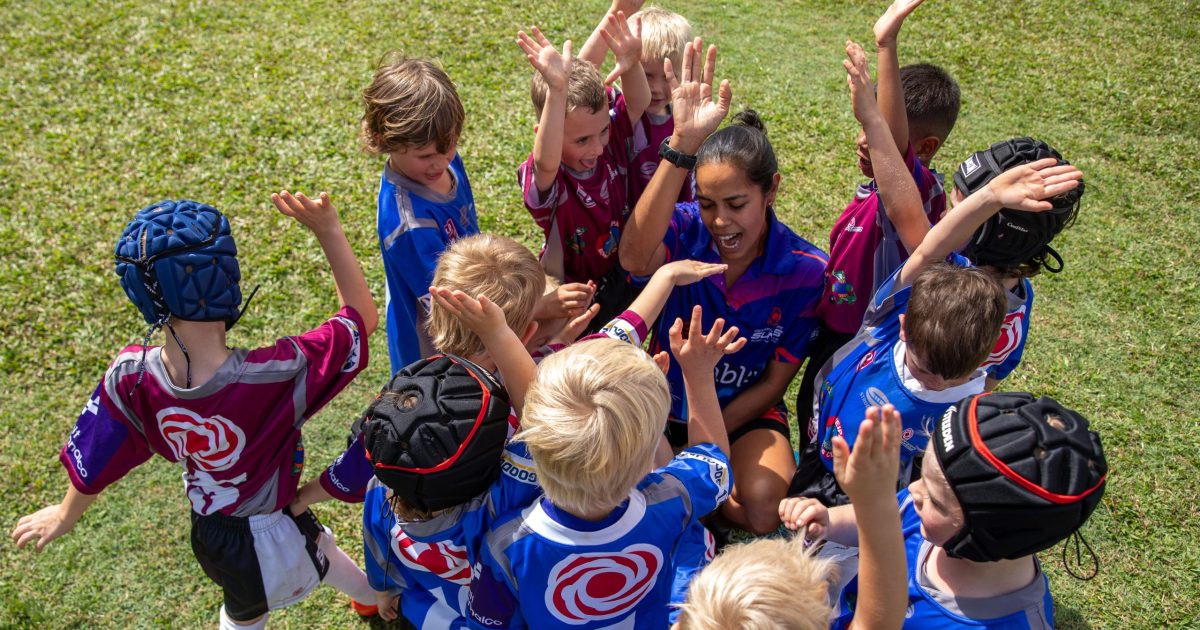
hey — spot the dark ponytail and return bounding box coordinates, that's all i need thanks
[695,109,777,194]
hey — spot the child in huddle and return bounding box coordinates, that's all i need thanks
[517,12,650,329]
[466,309,744,629]
[951,138,1084,390]
[12,194,379,628]
[361,53,479,372]
[679,406,908,630]
[784,392,1107,628]
[790,45,1084,506]
[580,2,697,204]
[799,0,960,446]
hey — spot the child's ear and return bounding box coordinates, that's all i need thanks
[898,313,907,342]
[519,320,540,347]
[915,135,942,163]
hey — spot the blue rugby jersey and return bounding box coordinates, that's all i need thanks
[644,203,827,422]
[832,490,1054,629]
[800,257,987,503]
[465,444,731,629]
[378,154,479,372]
[983,278,1034,382]
[362,442,541,630]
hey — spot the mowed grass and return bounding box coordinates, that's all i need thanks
[1,0,1196,627]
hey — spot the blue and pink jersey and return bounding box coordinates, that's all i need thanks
[378,154,478,372]
[832,490,1054,629]
[60,307,368,516]
[644,203,827,422]
[627,109,695,206]
[818,146,946,334]
[362,442,542,630]
[519,91,636,285]
[983,279,1034,382]
[465,444,731,629]
[798,258,986,504]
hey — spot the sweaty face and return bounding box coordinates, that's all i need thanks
[908,445,965,546]
[695,161,775,267]
[561,107,611,173]
[643,58,672,116]
[855,128,873,179]
[389,139,457,192]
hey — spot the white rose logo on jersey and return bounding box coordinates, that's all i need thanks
[546,544,663,624]
[156,407,246,472]
[393,530,472,585]
[982,309,1024,367]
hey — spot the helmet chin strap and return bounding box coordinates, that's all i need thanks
[164,320,193,388]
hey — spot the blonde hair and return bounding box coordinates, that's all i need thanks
[531,58,606,117]
[426,234,545,357]
[634,6,692,71]
[676,537,833,630]
[361,54,465,155]
[518,339,669,514]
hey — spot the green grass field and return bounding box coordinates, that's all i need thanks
[2,0,1197,627]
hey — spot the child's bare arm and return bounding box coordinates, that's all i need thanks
[518,28,572,196]
[578,0,646,66]
[271,191,378,335]
[289,478,334,516]
[431,288,537,413]
[845,41,927,255]
[899,158,1083,286]
[836,405,906,630]
[625,260,726,327]
[620,40,731,276]
[670,305,747,458]
[11,486,98,551]
[601,12,650,122]
[874,0,926,153]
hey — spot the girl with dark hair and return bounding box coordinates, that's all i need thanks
[620,40,827,534]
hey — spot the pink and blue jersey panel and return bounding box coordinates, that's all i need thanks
[832,490,1054,629]
[818,146,946,334]
[362,442,542,630]
[645,203,827,421]
[519,91,636,284]
[378,154,479,372]
[983,279,1034,382]
[465,444,731,629]
[60,307,368,517]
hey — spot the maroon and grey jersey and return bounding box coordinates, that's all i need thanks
[60,306,368,516]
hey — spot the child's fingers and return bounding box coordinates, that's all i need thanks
[705,318,726,345]
[270,193,293,215]
[831,434,851,481]
[1041,179,1081,199]
[664,56,679,90]
[530,26,549,46]
[668,317,685,352]
[881,404,902,454]
[687,304,703,340]
[859,409,880,459]
[561,39,573,63]
[652,351,670,375]
[724,335,748,354]
[702,44,717,87]
[716,325,740,349]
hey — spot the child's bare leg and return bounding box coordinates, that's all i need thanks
[318,530,377,603]
[719,430,795,534]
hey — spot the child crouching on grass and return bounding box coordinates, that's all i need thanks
[12,193,379,629]
[466,307,744,629]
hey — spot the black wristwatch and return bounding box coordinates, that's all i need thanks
[658,138,698,170]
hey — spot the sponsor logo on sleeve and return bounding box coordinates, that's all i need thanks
[546,544,663,624]
[677,449,731,501]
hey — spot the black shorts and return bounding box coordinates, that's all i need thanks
[582,263,641,336]
[665,402,791,448]
[190,508,329,621]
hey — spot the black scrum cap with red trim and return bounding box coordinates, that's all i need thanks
[361,354,512,513]
[933,392,1107,562]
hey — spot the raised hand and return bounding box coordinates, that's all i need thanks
[660,259,728,287]
[517,27,573,91]
[875,0,927,46]
[987,158,1084,212]
[600,11,643,85]
[668,304,747,376]
[665,38,731,150]
[429,287,507,338]
[610,0,646,16]
[831,405,902,503]
[551,303,600,346]
[844,40,880,126]
[271,190,341,235]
